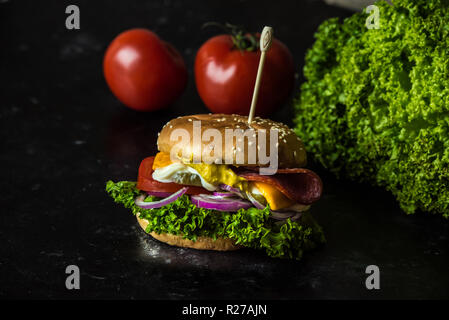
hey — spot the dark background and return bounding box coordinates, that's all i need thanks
[1,0,448,299]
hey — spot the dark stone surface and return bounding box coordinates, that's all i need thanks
[1,0,448,299]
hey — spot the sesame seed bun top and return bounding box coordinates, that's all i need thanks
[157,114,307,168]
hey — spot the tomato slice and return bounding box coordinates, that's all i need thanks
[137,156,211,195]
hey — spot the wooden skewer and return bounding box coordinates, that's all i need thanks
[248,26,273,124]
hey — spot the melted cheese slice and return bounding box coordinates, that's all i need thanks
[253,181,295,210]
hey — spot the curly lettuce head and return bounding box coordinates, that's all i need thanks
[294,0,449,217]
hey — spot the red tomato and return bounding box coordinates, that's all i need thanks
[104,29,187,112]
[194,34,294,116]
[137,157,210,195]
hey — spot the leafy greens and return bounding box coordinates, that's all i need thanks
[294,0,449,217]
[106,180,325,259]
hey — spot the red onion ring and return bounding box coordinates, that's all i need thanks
[212,192,236,198]
[146,191,173,198]
[219,184,244,197]
[190,194,252,212]
[270,210,302,221]
[246,191,265,210]
[135,187,187,209]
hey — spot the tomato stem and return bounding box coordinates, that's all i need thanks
[202,22,259,52]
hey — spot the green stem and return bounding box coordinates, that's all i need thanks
[202,22,260,51]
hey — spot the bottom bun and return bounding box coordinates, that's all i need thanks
[136,215,240,251]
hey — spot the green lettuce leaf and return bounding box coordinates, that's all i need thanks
[294,0,449,217]
[106,180,325,260]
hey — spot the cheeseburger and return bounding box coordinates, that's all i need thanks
[106,114,325,259]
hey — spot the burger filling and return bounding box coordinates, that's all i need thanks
[151,152,307,211]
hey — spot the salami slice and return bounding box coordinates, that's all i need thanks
[237,168,322,205]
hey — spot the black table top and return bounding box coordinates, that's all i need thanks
[1,0,448,299]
